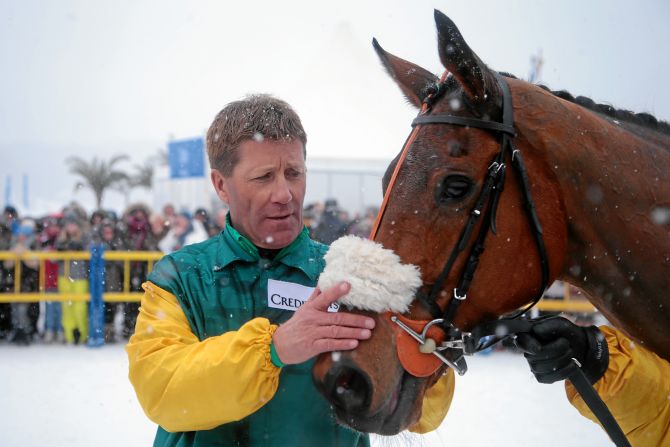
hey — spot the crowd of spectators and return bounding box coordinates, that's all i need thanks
[0,199,378,347]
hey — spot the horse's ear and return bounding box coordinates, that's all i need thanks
[373,38,439,108]
[434,10,497,104]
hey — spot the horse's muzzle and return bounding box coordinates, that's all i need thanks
[319,361,372,415]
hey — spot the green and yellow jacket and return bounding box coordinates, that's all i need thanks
[126,224,452,447]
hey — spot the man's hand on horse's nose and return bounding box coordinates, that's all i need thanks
[272,281,376,365]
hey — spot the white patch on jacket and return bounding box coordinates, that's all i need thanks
[318,235,422,313]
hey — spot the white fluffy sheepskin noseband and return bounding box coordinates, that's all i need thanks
[317,235,422,313]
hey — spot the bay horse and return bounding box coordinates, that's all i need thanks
[313,10,670,435]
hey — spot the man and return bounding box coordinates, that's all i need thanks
[127,94,448,446]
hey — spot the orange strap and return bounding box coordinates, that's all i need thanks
[369,71,449,241]
[368,103,428,241]
[371,71,451,378]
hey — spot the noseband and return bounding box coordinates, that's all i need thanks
[371,72,550,376]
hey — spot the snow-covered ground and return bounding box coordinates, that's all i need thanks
[0,344,611,446]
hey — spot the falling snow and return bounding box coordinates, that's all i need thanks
[651,207,670,225]
[252,131,265,142]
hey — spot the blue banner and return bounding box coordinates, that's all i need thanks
[168,137,205,179]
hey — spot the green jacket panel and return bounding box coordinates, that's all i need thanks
[147,226,369,447]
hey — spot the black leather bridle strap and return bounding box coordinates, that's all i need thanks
[425,158,503,305]
[413,114,515,135]
[442,164,505,323]
[420,73,534,324]
[497,76,550,317]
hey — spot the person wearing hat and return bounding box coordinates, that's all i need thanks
[312,198,349,245]
[39,215,64,343]
[55,213,90,344]
[3,219,39,345]
[157,211,207,254]
[3,205,19,235]
[98,219,126,342]
[0,219,12,338]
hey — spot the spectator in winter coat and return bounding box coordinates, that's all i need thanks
[157,211,208,254]
[194,208,215,237]
[0,219,13,339]
[99,220,125,342]
[4,220,39,345]
[162,204,177,229]
[2,205,19,235]
[149,213,169,247]
[311,198,348,244]
[122,204,154,339]
[39,215,63,343]
[213,207,229,235]
[55,213,90,344]
[347,206,378,238]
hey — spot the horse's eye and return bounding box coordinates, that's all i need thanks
[437,175,473,203]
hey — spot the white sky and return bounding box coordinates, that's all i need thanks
[1,0,669,214]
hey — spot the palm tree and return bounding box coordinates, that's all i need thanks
[67,154,129,209]
[129,162,153,190]
[151,148,168,166]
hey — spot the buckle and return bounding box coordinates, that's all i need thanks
[390,316,469,375]
[439,332,477,355]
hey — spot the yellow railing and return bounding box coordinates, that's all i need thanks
[535,299,595,313]
[535,285,596,313]
[0,249,598,313]
[0,251,164,303]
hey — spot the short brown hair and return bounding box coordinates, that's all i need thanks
[206,94,307,177]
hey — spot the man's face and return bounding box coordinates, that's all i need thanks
[211,138,306,249]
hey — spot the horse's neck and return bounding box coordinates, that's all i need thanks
[518,89,670,359]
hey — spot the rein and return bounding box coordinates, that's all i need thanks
[370,72,631,447]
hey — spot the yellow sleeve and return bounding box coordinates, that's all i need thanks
[566,326,670,445]
[408,368,455,433]
[126,281,282,432]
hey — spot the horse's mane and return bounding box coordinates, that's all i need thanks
[500,72,670,136]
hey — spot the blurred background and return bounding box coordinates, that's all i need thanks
[0,1,668,445]
[2,0,669,216]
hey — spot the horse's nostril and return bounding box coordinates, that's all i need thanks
[326,365,372,414]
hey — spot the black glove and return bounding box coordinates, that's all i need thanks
[515,317,609,385]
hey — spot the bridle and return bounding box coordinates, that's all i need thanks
[370,71,550,376]
[368,71,631,447]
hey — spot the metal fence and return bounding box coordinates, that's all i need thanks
[0,249,163,303]
[0,249,595,313]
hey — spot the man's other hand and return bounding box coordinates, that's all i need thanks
[515,317,609,385]
[272,282,375,365]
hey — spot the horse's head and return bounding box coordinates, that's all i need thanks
[313,10,569,434]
